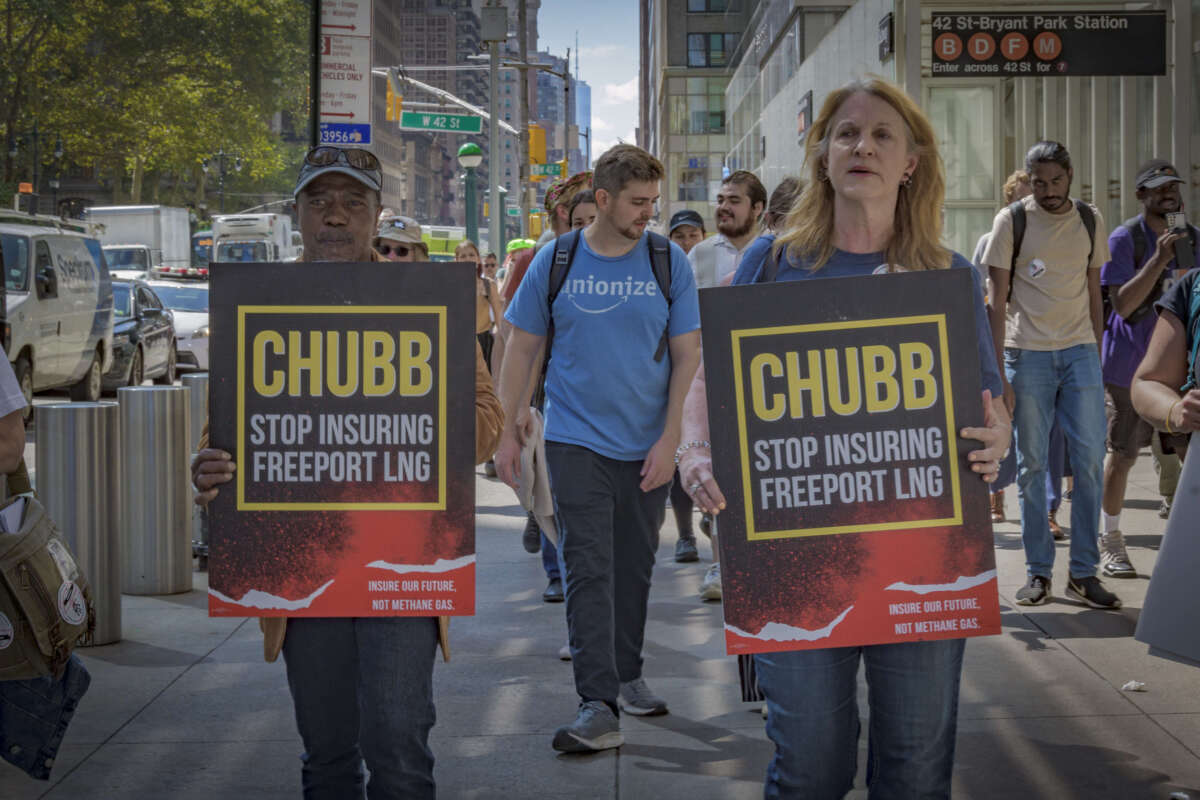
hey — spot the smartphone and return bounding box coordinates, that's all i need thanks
[1167,212,1195,270]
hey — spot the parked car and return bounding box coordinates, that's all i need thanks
[0,210,115,414]
[103,280,177,390]
[147,280,209,371]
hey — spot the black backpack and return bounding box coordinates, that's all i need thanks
[1005,199,1096,305]
[1119,215,1200,324]
[544,230,674,367]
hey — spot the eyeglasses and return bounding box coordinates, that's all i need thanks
[304,146,381,172]
[379,243,411,257]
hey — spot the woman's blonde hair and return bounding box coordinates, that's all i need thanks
[775,77,952,272]
[1002,170,1030,205]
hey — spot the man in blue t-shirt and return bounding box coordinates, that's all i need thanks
[1100,159,1199,577]
[496,144,702,754]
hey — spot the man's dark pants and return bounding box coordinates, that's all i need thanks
[546,441,668,708]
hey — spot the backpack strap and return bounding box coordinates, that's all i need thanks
[1124,215,1147,267]
[1005,201,1026,304]
[544,230,581,358]
[1075,200,1097,267]
[647,232,672,363]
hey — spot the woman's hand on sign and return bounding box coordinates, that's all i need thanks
[678,447,726,515]
[960,389,1011,484]
[192,449,235,506]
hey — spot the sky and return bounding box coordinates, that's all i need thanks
[538,1,640,165]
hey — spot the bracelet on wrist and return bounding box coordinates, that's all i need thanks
[674,440,711,466]
[1166,398,1182,434]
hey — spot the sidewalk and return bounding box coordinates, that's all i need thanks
[2,451,1199,799]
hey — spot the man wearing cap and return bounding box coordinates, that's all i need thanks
[1098,159,1200,577]
[375,213,429,261]
[686,170,766,290]
[668,209,705,255]
[191,145,504,799]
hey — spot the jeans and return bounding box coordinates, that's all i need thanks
[755,639,965,799]
[1006,345,1105,579]
[0,654,91,780]
[282,616,439,800]
[1046,418,1069,513]
[545,442,668,707]
[541,532,563,580]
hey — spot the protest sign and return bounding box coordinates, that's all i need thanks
[206,261,475,618]
[701,269,1001,654]
[1136,432,1200,666]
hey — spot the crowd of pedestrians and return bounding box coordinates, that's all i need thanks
[180,73,1200,799]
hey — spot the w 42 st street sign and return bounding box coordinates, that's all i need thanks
[531,163,563,177]
[399,111,482,133]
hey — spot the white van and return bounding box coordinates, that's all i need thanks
[0,212,115,410]
[211,214,297,263]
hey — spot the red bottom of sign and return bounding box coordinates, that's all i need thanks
[724,571,1001,655]
[208,561,476,618]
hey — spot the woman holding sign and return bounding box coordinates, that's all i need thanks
[677,77,1010,799]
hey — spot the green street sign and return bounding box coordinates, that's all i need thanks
[399,111,482,133]
[531,163,563,177]
[506,207,521,216]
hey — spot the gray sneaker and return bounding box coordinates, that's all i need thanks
[619,677,668,716]
[552,700,623,753]
[699,561,722,601]
[1066,575,1122,610]
[1015,575,1051,606]
[1099,530,1136,578]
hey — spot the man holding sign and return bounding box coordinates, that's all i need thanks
[496,145,701,754]
[192,146,504,799]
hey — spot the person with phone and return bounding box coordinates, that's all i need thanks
[1099,159,1200,577]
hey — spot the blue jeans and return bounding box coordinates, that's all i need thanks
[1006,345,1105,579]
[755,639,965,799]
[541,532,563,580]
[1046,418,1069,513]
[282,617,439,799]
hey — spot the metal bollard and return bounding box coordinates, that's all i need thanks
[119,386,192,595]
[181,372,208,452]
[181,373,210,569]
[36,402,122,645]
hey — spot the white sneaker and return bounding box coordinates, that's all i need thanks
[558,641,571,661]
[1099,530,1136,578]
[700,562,722,601]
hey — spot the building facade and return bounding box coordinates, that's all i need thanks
[717,0,1197,260]
[642,0,756,225]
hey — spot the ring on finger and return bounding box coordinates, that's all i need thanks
[689,482,702,494]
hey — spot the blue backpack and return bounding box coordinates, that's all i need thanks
[1183,274,1200,391]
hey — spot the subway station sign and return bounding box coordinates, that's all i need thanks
[930,12,1166,76]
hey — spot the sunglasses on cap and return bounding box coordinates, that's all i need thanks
[379,243,413,257]
[304,146,382,172]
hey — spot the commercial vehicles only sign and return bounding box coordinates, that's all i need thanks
[930,12,1166,76]
[319,0,372,145]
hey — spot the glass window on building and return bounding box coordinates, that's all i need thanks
[687,0,728,11]
[678,165,708,202]
[688,33,738,67]
[928,85,998,258]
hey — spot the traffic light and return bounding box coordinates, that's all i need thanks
[385,82,403,121]
[528,123,546,164]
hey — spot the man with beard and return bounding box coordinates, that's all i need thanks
[1098,160,1200,577]
[495,144,701,752]
[684,170,766,600]
[191,146,504,798]
[686,170,766,290]
[984,141,1120,611]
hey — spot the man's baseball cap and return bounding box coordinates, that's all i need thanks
[294,146,383,196]
[669,209,705,234]
[1135,159,1185,190]
[377,215,422,244]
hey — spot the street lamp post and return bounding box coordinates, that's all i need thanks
[200,149,244,213]
[457,142,483,247]
[7,122,64,213]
